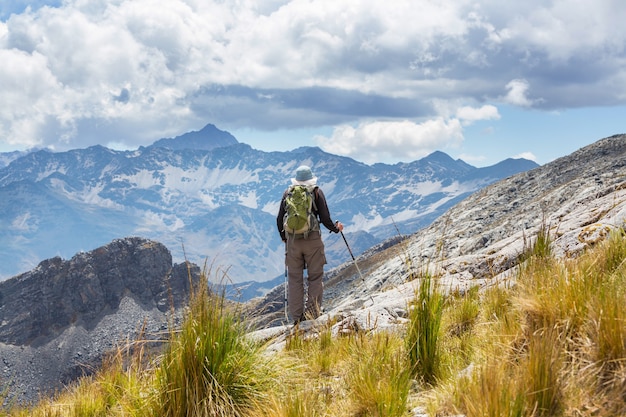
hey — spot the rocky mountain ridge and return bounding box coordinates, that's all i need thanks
[0,124,537,289]
[0,237,199,403]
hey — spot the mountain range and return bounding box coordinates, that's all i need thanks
[0,123,537,287]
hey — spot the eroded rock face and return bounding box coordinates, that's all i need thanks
[0,237,200,403]
[406,133,626,282]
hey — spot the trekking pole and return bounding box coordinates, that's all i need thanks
[284,242,289,322]
[339,228,375,304]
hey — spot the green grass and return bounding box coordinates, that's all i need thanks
[154,272,275,417]
[5,228,626,416]
[406,271,445,386]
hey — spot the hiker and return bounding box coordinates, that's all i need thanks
[277,165,343,325]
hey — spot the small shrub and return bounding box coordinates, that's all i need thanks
[154,271,274,417]
[520,221,553,263]
[598,228,626,275]
[483,283,509,316]
[522,328,565,417]
[448,286,480,337]
[348,332,410,417]
[458,359,526,417]
[260,383,327,417]
[406,273,445,386]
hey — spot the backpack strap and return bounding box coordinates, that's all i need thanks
[307,186,320,237]
[311,186,319,213]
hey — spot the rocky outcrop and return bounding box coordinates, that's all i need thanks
[0,237,200,403]
[411,133,626,280]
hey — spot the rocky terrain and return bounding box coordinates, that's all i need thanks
[0,237,199,404]
[250,134,626,345]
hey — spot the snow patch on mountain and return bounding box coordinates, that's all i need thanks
[202,166,260,188]
[133,211,182,233]
[350,212,385,231]
[261,200,281,216]
[320,177,338,194]
[410,180,445,195]
[239,191,259,209]
[11,212,36,232]
[383,208,420,224]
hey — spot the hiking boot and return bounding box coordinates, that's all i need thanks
[293,314,305,326]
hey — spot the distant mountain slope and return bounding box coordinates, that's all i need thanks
[0,124,538,283]
[0,150,29,169]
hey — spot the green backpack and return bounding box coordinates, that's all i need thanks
[283,185,318,235]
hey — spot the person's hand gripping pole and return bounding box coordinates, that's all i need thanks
[336,221,375,304]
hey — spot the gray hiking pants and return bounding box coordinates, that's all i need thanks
[285,231,327,322]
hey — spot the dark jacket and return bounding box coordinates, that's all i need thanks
[277,186,340,241]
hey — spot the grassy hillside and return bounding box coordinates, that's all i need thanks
[3,227,626,416]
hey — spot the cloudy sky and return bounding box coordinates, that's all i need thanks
[1,0,625,166]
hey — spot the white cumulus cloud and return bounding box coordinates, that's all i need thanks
[456,105,501,125]
[314,119,464,164]
[513,151,537,162]
[503,79,534,107]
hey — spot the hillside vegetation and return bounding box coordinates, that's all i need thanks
[3,227,626,416]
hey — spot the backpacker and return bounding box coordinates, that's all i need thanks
[283,185,319,236]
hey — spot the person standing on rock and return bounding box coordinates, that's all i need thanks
[277,165,343,325]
